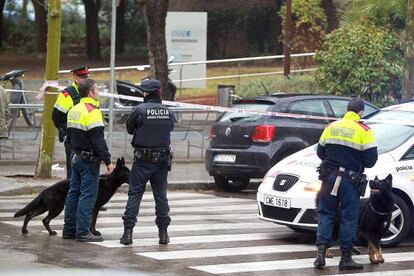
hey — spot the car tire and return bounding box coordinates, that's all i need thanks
[214,176,249,192]
[380,194,411,247]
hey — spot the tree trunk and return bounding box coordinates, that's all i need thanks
[138,0,171,100]
[0,0,5,49]
[35,0,61,178]
[116,0,125,54]
[82,0,101,60]
[32,0,47,53]
[320,0,338,33]
[403,0,414,101]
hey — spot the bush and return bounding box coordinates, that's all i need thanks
[315,21,403,105]
[238,74,321,98]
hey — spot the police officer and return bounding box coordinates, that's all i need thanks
[62,79,114,242]
[52,66,89,179]
[120,79,174,245]
[314,98,378,270]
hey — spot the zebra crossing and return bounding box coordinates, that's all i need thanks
[1,191,414,275]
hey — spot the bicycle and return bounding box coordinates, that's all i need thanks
[0,69,36,131]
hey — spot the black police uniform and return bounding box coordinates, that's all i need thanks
[121,79,174,245]
[52,66,89,179]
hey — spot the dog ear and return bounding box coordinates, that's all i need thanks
[385,174,393,183]
[374,176,379,181]
[116,158,122,168]
[121,157,125,165]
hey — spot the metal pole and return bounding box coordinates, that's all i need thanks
[283,0,292,77]
[108,0,117,152]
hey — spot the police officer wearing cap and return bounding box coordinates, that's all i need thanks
[120,79,174,246]
[314,98,378,270]
[62,79,114,242]
[52,66,90,179]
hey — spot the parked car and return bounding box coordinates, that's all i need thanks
[364,100,414,122]
[205,94,378,192]
[257,106,414,246]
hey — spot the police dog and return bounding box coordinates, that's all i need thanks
[358,174,394,264]
[13,158,130,236]
[316,174,394,262]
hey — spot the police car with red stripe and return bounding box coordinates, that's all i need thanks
[257,101,414,246]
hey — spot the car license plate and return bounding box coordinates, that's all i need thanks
[213,154,236,163]
[264,195,291,209]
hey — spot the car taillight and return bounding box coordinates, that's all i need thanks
[252,125,275,143]
[209,126,214,140]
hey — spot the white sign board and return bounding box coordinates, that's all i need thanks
[166,12,207,88]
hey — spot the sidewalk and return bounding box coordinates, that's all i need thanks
[0,161,215,196]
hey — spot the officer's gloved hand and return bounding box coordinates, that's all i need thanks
[58,127,66,142]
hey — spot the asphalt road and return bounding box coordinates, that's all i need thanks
[2,190,414,276]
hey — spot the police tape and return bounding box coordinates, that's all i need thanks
[99,92,339,121]
[4,84,339,122]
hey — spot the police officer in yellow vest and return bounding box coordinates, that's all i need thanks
[314,98,378,270]
[62,79,114,242]
[52,66,90,179]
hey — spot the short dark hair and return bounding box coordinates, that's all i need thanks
[347,97,365,113]
[78,79,96,98]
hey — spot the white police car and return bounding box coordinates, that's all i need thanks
[257,102,414,247]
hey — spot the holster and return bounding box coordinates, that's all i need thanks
[77,150,100,174]
[134,147,171,167]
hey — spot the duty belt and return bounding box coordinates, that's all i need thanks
[73,149,98,162]
[328,167,361,196]
[134,146,169,163]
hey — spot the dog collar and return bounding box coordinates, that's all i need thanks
[370,202,389,216]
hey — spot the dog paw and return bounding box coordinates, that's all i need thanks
[49,231,57,236]
[325,248,335,258]
[22,229,28,235]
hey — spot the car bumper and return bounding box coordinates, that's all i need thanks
[205,146,276,178]
[256,180,318,231]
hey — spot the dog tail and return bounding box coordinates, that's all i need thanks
[13,195,43,218]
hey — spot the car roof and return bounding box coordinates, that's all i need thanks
[234,94,371,104]
[381,101,414,112]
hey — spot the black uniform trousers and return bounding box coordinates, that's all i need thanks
[122,158,171,229]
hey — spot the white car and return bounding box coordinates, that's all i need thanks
[257,103,414,247]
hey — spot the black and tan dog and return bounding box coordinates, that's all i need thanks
[13,158,130,236]
[358,174,394,264]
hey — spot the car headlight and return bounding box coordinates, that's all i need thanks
[304,179,322,192]
[261,176,275,187]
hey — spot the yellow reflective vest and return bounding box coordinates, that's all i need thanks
[317,111,378,171]
[67,97,111,165]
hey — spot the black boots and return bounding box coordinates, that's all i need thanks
[158,228,170,244]
[120,228,133,245]
[314,244,327,269]
[339,251,363,270]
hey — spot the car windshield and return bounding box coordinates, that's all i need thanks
[218,102,272,122]
[368,123,414,154]
[366,110,414,122]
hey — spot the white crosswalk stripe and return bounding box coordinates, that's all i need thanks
[2,191,414,275]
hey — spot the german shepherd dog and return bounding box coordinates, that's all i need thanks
[13,158,130,236]
[316,174,394,263]
[358,174,394,264]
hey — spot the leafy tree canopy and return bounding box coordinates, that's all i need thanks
[315,20,404,105]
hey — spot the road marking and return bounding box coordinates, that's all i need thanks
[104,197,252,207]
[93,233,279,248]
[4,213,257,226]
[190,251,414,274]
[329,269,414,276]
[138,244,316,260]
[52,222,276,236]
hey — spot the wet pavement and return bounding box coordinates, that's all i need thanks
[2,191,414,275]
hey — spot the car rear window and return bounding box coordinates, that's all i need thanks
[217,101,274,122]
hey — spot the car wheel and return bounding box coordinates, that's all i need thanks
[214,176,249,192]
[380,194,411,247]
